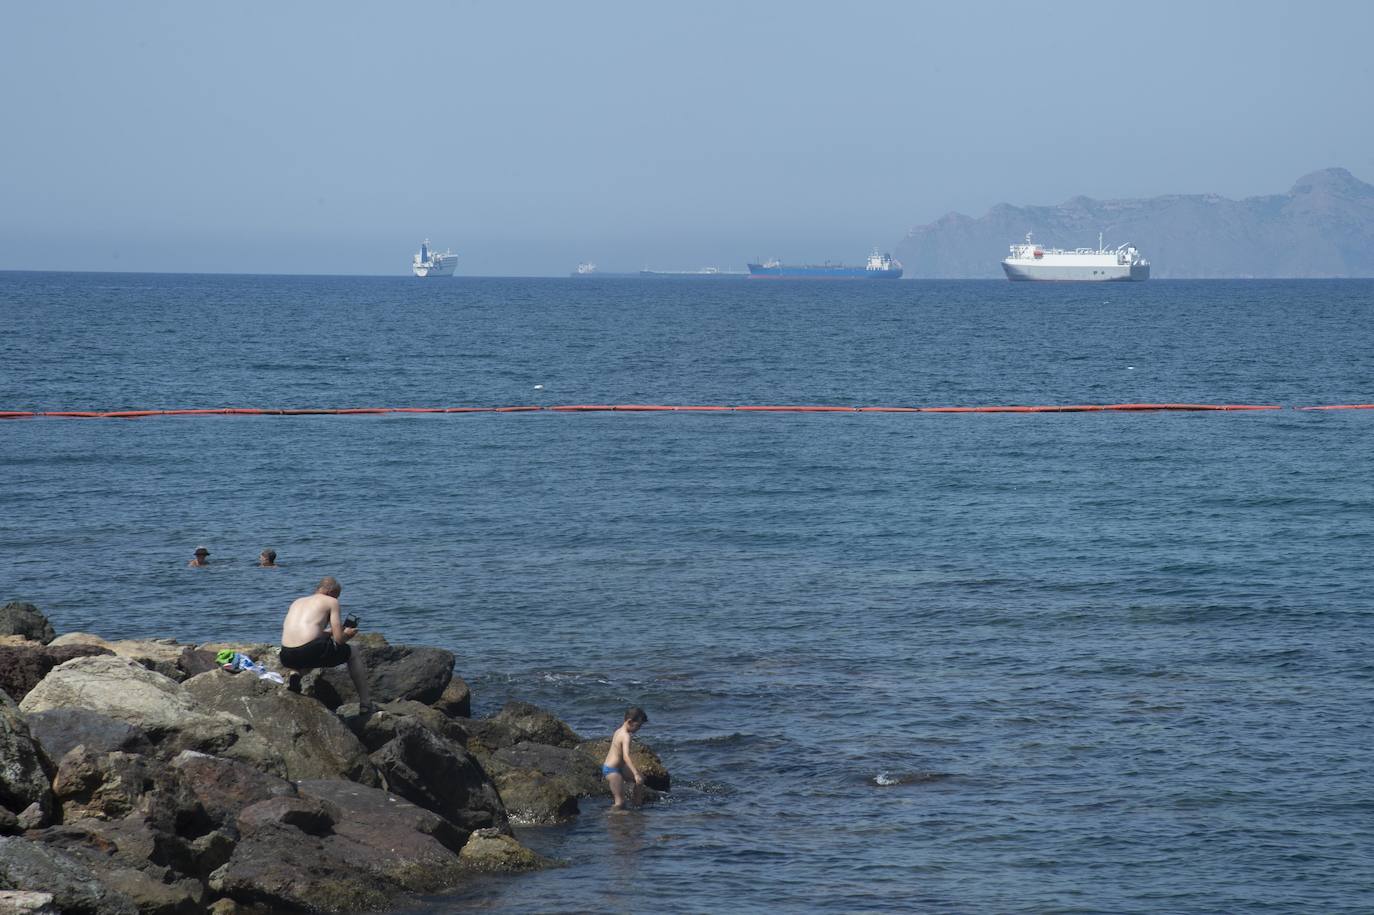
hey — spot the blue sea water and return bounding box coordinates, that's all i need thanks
[1,272,1372,913]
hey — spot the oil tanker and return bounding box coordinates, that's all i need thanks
[747,250,902,279]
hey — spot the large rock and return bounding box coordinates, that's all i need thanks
[459,829,555,873]
[346,701,469,752]
[0,692,52,821]
[0,837,138,915]
[0,644,113,702]
[311,644,455,708]
[28,819,204,915]
[51,749,152,821]
[24,709,151,762]
[170,751,296,832]
[0,604,55,645]
[18,655,278,774]
[484,742,603,823]
[211,780,471,912]
[367,722,508,836]
[431,677,471,718]
[181,671,378,786]
[477,701,583,751]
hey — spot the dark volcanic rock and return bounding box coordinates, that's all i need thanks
[432,677,471,718]
[212,780,472,911]
[310,644,456,708]
[181,670,378,786]
[473,701,582,751]
[24,709,151,762]
[368,724,509,836]
[29,818,205,914]
[0,603,55,645]
[0,644,113,702]
[170,751,296,832]
[346,701,469,752]
[51,749,153,821]
[895,166,1374,278]
[0,692,53,821]
[0,836,138,915]
[236,796,337,838]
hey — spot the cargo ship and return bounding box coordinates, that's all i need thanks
[412,240,457,277]
[1002,233,1149,281]
[747,250,903,279]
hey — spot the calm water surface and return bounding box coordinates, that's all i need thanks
[1,273,1371,913]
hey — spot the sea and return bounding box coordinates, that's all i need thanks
[1,272,1371,914]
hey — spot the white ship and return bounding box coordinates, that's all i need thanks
[412,239,457,277]
[1002,233,1149,281]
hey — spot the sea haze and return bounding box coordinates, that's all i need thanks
[1,273,1371,913]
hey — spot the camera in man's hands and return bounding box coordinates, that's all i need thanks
[343,615,360,630]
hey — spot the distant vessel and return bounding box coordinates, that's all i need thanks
[572,262,598,276]
[412,240,457,277]
[639,266,747,277]
[1002,233,1149,281]
[747,250,903,279]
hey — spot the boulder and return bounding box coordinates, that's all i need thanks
[0,643,113,702]
[367,723,509,836]
[49,638,209,683]
[45,633,111,650]
[488,701,582,749]
[51,749,152,821]
[28,819,204,915]
[236,796,336,838]
[312,644,455,707]
[170,752,295,832]
[577,738,671,791]
[431,677,471,718]
[0,604,55,645]
[0,836,138,915]
[491,770,580,824]
[0,692,53,820]
[212,780,470,911]
[181,671,378,787]
[483,741,605,823]
[24,709,151,762]
[0,891,59,914]
[345,701,469,752]
[0,809,18,837]
[491,742,606,797]
[459,829,555,873]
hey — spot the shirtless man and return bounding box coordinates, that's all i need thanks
[601,707,648,809]
[279,576,371,710]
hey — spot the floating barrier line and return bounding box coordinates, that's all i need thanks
[8,403,1364,420]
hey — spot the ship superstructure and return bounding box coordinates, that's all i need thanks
[747,249,903,279]
[1002,233,1149,281]
[412,240,457,277]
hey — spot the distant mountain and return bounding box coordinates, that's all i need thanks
[894,168,1374,278]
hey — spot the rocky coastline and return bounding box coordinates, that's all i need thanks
[0,602,670,914]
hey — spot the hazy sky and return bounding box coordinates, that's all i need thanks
[3,1,1372,275]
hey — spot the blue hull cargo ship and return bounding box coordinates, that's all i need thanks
[747,250,903,279]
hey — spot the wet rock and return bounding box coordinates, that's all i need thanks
[170,752,295,832]
[0,644,113,703]
[458,829,555,873]
[0,890,60,914]
[491,770,580,824]
[431,677,471,718]
[181,671,378,787]
[482,741,606,822]
[367,723,509,836]
[577,738,671,791]
[24,709,151,762]
[0,603,55,645]
[0,836,138,915]
[0,692,53,821]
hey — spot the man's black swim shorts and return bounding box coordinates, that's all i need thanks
[279,637,351,670]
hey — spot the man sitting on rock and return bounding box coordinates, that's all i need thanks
[280,576,372,712]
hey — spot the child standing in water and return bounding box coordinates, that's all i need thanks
[602,706,648,809]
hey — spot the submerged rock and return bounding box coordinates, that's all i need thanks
[458,829,556,873]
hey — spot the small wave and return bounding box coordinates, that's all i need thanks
[871,771,956,788]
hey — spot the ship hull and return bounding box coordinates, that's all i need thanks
[413,259,457,278]
[1002,262,1149,282]
[747,264,903,279]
